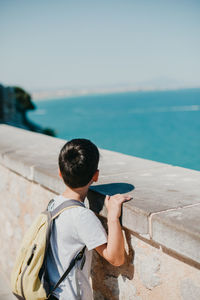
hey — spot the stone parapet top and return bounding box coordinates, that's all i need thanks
[0,124,200,265]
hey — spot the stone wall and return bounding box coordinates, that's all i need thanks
[0,124,200,300]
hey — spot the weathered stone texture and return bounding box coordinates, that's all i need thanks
[126,235,200,300]
[90,229,200,300]
[180,279,200,300]
[0,164,56,278]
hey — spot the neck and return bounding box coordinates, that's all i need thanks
[62,185,89,202]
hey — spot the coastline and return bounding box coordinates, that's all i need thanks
[31,85,200,102]
[28,88,200,171]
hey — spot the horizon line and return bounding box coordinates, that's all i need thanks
[31,85,200,101]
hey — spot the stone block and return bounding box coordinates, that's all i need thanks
[152,205,200,263]
[0,124,65,181]
[2,151,35,179]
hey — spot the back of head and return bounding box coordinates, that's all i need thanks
[59,138,99,188]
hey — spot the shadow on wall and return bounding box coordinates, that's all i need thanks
[88,183,135,214]
[87,183,135,300]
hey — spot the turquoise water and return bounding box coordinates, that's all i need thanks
[28,89,200,171]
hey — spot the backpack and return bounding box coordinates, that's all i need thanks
[11,199,86,300]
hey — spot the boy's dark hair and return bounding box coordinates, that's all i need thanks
[59,138,99,188]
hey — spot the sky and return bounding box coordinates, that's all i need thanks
[0,0,200,92]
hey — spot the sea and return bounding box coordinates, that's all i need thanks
[28,88,200,171]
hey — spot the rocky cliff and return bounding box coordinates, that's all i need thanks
[0,84,55,136]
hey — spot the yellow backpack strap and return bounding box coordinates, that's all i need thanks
[50,199,85,220]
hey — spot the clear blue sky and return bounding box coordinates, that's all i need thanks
[0,0,200,91]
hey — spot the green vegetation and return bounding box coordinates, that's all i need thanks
[42,128,57,137]
[13,86,56,137]
[14,86,35,111]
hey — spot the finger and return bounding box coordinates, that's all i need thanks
[105,195,110,205]
[116,196,127,204]
[123,194,132,200]
[105,195,110,201]
[119,195,132,203]
[126,195,133,200]
[114,194,131,200]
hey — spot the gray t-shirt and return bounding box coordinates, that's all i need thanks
[46,195,107,300]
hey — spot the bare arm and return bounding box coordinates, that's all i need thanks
[95,194,131,266]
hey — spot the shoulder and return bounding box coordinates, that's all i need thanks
[73,207,101,224]
[57,205,98,223]
[69,206,105,231]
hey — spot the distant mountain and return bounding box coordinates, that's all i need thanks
[31,79,199,101]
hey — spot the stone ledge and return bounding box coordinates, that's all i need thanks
[0,124,200,264]
[151,205,200,264]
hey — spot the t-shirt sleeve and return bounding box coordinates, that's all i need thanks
[74,208,107,251]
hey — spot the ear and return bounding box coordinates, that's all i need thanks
[92,170,99,182]
[58,168,62,179]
